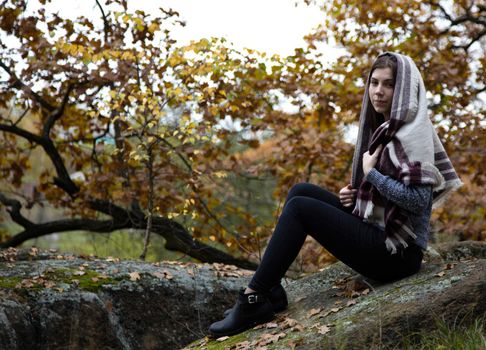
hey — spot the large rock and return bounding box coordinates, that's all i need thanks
[185,241,485,350]
[0,249,251,350]
[0,241,484,350]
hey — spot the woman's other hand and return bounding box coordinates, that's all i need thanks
[339,184,357,207]
[362,145,383,177]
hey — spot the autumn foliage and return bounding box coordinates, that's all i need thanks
[0,0,484,270]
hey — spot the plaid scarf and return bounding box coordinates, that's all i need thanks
[351,52,462,254]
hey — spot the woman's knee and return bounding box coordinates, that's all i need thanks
[287,183,313,201]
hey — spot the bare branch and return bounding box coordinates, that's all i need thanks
[42,83,75,138]
[95,0,109,43]
[13,105,30,126]
[0,193,34,229]
[0,197,257,269]
[0,59,55,112]
[0,122,44,144]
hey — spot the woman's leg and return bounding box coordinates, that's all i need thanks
[248,194,390,292]
[284,182,352,213]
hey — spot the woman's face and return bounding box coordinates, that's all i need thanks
[369,67,395,120]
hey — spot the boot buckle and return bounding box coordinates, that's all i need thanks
[247,295,258,304]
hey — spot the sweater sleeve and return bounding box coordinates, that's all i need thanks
[365,168,432,214]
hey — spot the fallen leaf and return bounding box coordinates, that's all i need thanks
[346,300,357,307]
[29,247,39,257]
[255,332,286,346]
[280,317,298,329]
[73,270,86,276]
[291,324,305,332]
[361,288,370,295]
[233,340,251,350]
[307,308,322,317]
[444,263,455,270]
[216,336,229,342]
[435,271,445,277]
[287,338,304,349]
[43,281,55,288]
[265,322,278,329]
[129,272,141,281]
[330,307,342,313]
[317,324,331,335]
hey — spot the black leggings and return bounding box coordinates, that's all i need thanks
[248,183,423,292]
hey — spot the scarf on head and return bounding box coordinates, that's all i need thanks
[351,52,462,254]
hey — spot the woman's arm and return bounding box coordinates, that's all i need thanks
[365,168,432,213]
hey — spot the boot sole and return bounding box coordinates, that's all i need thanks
[209,313,276,338]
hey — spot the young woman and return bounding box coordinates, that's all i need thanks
[208,52,462,337]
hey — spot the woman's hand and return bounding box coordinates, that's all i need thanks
[339,184,357,207]
[362,145,383,177]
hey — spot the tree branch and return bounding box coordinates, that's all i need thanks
[95,0,109,43]
[0,122,44,144]
[0,193,34,229]
[0,197,257,270]
[42,83,75,138]
[0,59,55,112]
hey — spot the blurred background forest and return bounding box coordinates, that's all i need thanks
[0,0,484,273]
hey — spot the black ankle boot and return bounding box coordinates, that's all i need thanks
[222,284,288,317]
[209,289,275,337]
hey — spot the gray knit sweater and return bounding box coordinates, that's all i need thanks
[365,168,433,250]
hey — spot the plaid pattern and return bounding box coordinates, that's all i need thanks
[351,52,462,254]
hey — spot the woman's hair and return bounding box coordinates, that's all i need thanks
[368,54,398,131]
[369,54,397,81]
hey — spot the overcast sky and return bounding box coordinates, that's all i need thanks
[31,0,341,60]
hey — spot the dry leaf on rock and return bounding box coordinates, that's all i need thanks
[307,308,322,317]
[255,332,286,347]
[280,317,298,329]
[317,324,331,335]
[287,338,304,349]
[129,272,141,281]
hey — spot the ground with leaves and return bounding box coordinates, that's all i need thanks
[185,241,485,350]
[0,247,252,350]
[0,241,484,350]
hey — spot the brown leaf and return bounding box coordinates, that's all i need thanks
[232,340,251,350]
[346,300,357,307]
[291,324,305,332]
[307,308,322,317]
[317,324,331,335]
[129,272,141,281]
[444,263,455,270]
[435,271,445,277]
[287,338,304,349]
[265,322,278,329]
[280,317,298,329]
